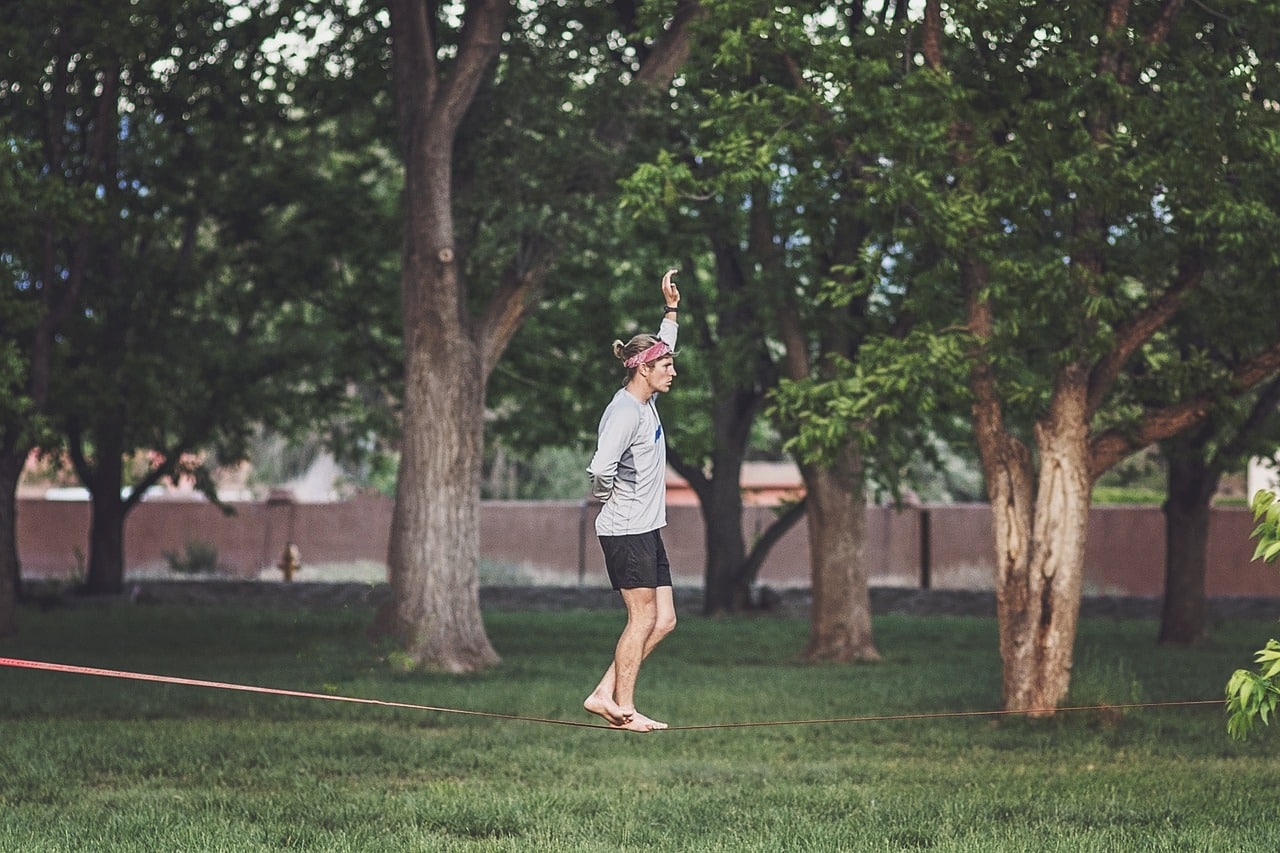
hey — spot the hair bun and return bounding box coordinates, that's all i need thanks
[611,340,626,360]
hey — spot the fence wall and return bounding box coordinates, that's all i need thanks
[16,496,1280,597]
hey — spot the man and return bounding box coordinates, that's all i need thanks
[583,268,680,732]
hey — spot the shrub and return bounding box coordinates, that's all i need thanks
[163,540,221,575]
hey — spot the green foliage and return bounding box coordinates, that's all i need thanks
[1225,644,1280,741]
[482,445,590,501]
[1095,446,1166,492]
[612,2,978,506]
[875,0,1280,445]
[1092,448,1167,505]
[1225,489,1280,739]
[1091,486,1166,506]
[473,3,708,461]
[1248,489,1280,564]
[769,329,972,501]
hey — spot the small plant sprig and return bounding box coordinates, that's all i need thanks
[1225,489,1280,740]
[1249,489,1280,562]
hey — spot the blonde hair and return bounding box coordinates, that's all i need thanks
[612,333,662,364]
[612,333,675,380]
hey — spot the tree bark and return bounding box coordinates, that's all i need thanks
[1158,450,1217,645]
[698,456,751,614]
[0,35,115,631]
[678,231,776,614]
[755,184,879,659]
[1158,380,1280,644]
[800,447,879,662]
[995,384,1093,714]
[0,451,21,637]
[382,0,508,672]
[82,491,127,596]
[76,422,128,596]
[967,258,1091,713]
[386,332,498,671]
[678,381,759,614]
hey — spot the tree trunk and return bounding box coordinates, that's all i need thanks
[82,490,127,595]
[986,372,1093,714]
[697,384,758,614]
[687,232,777,614]
[0,450,22,637]
[800,446,879,662]
[382,169,501,671]
[386,329,499,671]
[1158,449,1219,645]
[381,0,508,672]
[78,422,129,595]
[700,470,750,614]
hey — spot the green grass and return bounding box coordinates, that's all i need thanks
[1,603,1278,852]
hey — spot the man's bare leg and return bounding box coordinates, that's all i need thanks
[584,586,675,729]
[587,587,675,710]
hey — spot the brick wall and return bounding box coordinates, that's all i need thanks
[16,496,1280,596]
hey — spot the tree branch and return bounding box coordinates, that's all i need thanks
[1146,0,1186,49]
[740,497,807,587]
[478,243,553,379]
[390,0,438,151]
[432,0,509,134]
[632,0,705,92]
[1217,375,1280,463]
[597,0,705,150]
[1090,338,1280,477]
[391,0,507,149]
[123,454,180,515]
[922,0,943,71]
[666,444,710,507]
[1085,256,1203,416]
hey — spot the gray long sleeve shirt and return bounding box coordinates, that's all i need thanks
[586,318,678,536]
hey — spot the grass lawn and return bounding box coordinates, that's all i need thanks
[1,600,1278,852]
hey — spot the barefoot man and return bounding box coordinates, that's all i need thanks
[583,269,681,732]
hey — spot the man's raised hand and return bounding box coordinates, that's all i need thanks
[662,268,679,308]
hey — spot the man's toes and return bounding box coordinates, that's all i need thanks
[615,712,666,732]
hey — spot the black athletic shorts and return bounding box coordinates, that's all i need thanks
[598,530,672,590]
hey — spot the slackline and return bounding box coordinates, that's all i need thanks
[0,656,1222,731]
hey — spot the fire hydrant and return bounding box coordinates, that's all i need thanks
[277,542,301,582]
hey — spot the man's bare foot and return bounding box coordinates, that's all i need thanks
[612,710,668,732]
[584,693,631,726]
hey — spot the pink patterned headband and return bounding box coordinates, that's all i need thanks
[623,340,672,369]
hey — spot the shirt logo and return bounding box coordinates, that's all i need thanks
[654,424,662,443]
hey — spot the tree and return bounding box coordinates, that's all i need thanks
[2,0,400,597]
[0,5,123,630]
[0,141,49,631]
[663,235,803,615]
[892,0,1280,712]
[625,0,958,658]
[382,0,701,670]
[1157,375,1280,644]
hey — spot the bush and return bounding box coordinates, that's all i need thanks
[162,540,221,575]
